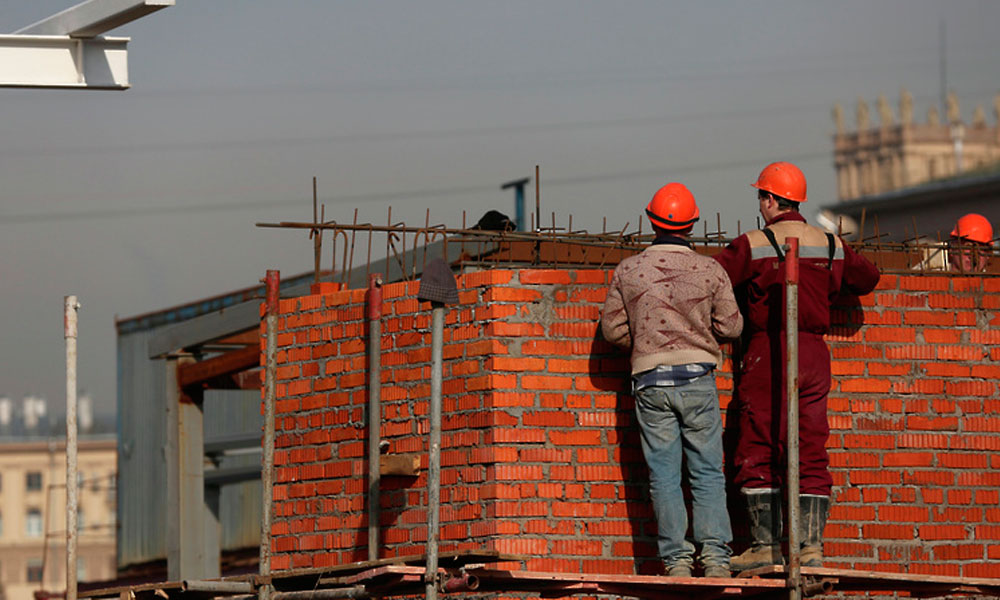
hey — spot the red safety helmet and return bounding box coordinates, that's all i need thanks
[752,161,808,203]
[646,183,699,231]
[951,213,993,245]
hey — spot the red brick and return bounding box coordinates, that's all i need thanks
[864,327,915,343]
[906,416,958,430]
[518,270,573,285]
[939,453,990,469]
[938,345,987,361]
[551,539,604,556]
[550,430,602,446]
[933,545,983,561]
[899,276,949,291]
[922,363,971,377]
[882,452,933,467]
[861,524,914,540]
[867,363,911,376]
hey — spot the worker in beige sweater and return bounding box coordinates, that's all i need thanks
[601,182,743,578]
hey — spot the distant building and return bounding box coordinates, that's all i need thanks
[823,91,1000,244]
[832,90,1000,203]
[0,431,116,600]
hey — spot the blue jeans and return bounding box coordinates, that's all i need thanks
[634,375,732,568]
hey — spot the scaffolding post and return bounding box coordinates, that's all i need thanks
[260,270,280,600]
[425,301,444,600]
[367,273,383,561]
[64,296,80,600]
[785,238,801,600]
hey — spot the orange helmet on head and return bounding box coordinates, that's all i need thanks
[646,182,699,231]
[951,213,993,245]
[752,161,807,203]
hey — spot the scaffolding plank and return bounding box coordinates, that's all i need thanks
[741,565,1000,596]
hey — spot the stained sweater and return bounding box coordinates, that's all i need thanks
[601,242,743,375]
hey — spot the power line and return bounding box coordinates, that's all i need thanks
[0,149,829,224]
[3,102,830,157]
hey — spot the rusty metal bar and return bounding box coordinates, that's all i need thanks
[312,177,321,284]
[273,590,369,600]
[65,295,81,600]
[259,270,280,600]
[183,580,254,593]
[785,238,801,600]
[367,273,383,561]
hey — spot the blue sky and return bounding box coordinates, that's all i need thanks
[1,1,998,416]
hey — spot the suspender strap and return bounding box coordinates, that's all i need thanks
[826,233,836,269]
[761,228,784,260]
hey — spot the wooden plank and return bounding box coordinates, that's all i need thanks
[379,453,420,476]
[177,345,259,388]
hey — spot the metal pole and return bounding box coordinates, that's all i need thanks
[367,274,383,561]
[425,303,444,600]
[259,270,280,600]
[785,239,801,600]
[64,296,80,600]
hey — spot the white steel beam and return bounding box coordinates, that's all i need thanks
[0,34,129,89]
[14,0,174,38]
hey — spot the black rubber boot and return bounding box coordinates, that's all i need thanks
[732,491,785,572]
[800,495,829,567]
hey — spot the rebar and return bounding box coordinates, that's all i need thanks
[257,210,999,278]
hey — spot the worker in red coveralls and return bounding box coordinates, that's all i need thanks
[714,162,880,571]
[602,182,743,579]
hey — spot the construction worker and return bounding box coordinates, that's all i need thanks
[714,162,880,571]
[948,213,993,273]
[601,183,743,578]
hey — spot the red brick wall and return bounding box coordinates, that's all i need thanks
[265,269,1000,578]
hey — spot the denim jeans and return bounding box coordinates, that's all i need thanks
[634,374,732,568]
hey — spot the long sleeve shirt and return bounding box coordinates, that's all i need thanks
[602,241,743,375]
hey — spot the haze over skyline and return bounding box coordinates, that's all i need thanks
[1,1,998,418]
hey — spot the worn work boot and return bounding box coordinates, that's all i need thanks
[666,564,693,578]
[800,495,830,567]
[731,490,785,572]
[703,565,731,578]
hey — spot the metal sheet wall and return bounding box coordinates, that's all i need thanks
[117,330,169,567]
[117,335,262,568]
[205,389,262,551]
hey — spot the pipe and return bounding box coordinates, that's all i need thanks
[183,581,255,593]
[260,270,280,600]
[440,572,480,593]
[273,589,369,600]
[802,578,835,597]
[366,273,383,561]
[64,295,80,600]
[425,302,445,600]
[785,238,801,600]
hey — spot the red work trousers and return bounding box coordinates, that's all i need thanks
[733,331,833,496]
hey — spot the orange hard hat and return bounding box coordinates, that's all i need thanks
[752,161,808,203]
[951,213,993,245]
[646,182,699,231]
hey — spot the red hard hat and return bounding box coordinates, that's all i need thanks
[646,183,699,231]
[752,161,808,203]
[951,213,993,245]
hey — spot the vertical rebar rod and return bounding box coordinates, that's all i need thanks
[259,271,280,600]
[313,177,321,284]
[425,303,445,600]
[64,296,80,600]
[785,239,801,600]
[534,165,540,232]
[367,274,383,561]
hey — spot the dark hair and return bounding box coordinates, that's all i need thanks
[774,195,800,211]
